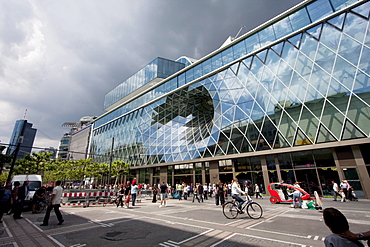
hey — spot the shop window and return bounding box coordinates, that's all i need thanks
[266,155,276,170]
[234,157,252,172]
[195,163,202,175]
[313,148,335,167]
[219,160,233,172]
[291,150,315,169]
[174,164,193,175]
[278,153,293,169]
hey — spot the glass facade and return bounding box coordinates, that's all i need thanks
[90,0,370,197]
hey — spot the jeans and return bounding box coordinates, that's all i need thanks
[232,194,244,210]
[131,193,137,206]
[293,193,302,208]
[178,190,183,200]
[43,204,63,224]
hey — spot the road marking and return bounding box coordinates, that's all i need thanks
[314,235,319,240]
[210,232,306,247]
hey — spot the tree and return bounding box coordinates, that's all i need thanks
[0,146,12,175]
[13,152,54,175]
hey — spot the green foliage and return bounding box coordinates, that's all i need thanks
[9,151,131,185]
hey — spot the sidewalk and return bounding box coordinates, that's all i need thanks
[0,215,62,247]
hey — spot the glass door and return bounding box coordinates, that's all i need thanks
[343,168,364,198]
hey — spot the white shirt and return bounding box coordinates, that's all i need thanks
[231,182,244,195]
[333,183,339,192]
[52,186,63,205]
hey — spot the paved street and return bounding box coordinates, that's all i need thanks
[0,196,369,247]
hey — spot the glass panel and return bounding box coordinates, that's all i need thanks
[359,45,370,76]
[295,169,321,195]
[233,40,247,60]
[245,34,260,54]
[352,1,370,18]
[353,71,370,97]
[331,0,357,11]
[321,100,345,139]
[320,23,341,52]
[211,53,223,71]
[266,155,276,170]
[295,53,313,81]
[306,24,322,40]
[315,43,336,74]
[309,65,330,97]
[278,153,293,169]
[274,16,293,40]
[258,25,275,47]
[222,47,234,65]
[343,12,368,43]
[281,42,298,68]
[342,120,366,140]
[299,106,319,142]
[265,49,280,74]
[347,95,370,135]
[339,35,362,66]
[327,12,346,30]
[289,7,311,31]
[332,56,356,91]
[307,0,333,22]
[278,111,297,145]
[317,124,337,143]
[300,33,319,60]
[203,59,212,75]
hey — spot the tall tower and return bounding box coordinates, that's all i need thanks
[6,120,37,160]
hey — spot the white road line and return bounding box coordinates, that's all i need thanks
[314,235,319,240]
[177,229,215,244]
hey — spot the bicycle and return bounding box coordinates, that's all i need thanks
[32,195,50,214]
[222,197,263,219]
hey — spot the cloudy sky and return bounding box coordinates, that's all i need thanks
[0,0,302,151]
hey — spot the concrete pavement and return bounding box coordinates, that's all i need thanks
[0,196,369,246]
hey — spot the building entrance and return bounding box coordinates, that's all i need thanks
[343,168,364,198]
[174,175,192,185]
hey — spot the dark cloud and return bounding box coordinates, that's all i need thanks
[0,0,302,149]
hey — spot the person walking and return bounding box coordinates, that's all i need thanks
[13,181,29,219]
[0,183,12,223]
[215,181,225,206]
[124,181,131,208]
[254,184,263,199]
[198,183,204,203]
[203,183,208,200]
[116,185,125,208]
[159,182,168,208]
[131,181,138,206]
[152,184,158,203]
[331,181,341,201]
[176,183,183,200]
[40,180,64,226]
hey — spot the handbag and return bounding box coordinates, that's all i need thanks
[125,196,131,203]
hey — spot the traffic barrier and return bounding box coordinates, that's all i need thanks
[61,191,118,207]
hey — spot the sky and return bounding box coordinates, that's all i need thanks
[0,0,302,151]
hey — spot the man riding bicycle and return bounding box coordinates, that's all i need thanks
[231,178,247,213]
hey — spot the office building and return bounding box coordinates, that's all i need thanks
[90,0,370,198]
[6,119,37,160]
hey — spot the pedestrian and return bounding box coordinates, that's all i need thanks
[254,184,263,199]
[0,183,12,223]
[215,181,225,206]
[292,188,302,208]
[198,183,204,202]
[192,184,200,203]
[13,181,29,219]
[331,181,341,201]
[40,180,64,226]
[116,185,125,208]
[203,183,208,200]
[124,181,131,208]
[32,186,46,213]
[340,180,349,201]
[176,183,183,200]
[323,207,364,247]
[152,184,158,203]
[159,182,167,208]
[131,181,138,206]
[183,184,189,200]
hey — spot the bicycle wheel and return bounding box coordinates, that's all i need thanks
[222,202,239,219]
[246,202,263,219]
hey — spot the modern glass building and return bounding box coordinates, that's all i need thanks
[90,0,370,198]
[6,120,37,160]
